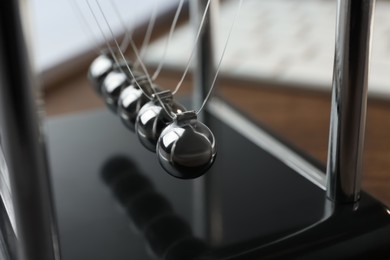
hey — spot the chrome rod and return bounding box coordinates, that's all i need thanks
[0,1,61,260]
[326,0,375,203]
[191,0,223,244]
[191,0,217,115]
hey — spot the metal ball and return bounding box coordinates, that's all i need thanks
[101,61,141,113]
[117,76,155,131]
[156,111,216,179]
[88,51,115,94]
[135,91,185,152]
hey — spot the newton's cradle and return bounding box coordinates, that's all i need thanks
[0,0,390,259]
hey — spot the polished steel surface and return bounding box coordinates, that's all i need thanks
[156,111,216,179]
[326,0,375,203]
[87,51,115,94]
[0,1,60,260]
[117,76,152,131]
[101,61,139,112]
[101,70,129,112]
[135,91,185,152]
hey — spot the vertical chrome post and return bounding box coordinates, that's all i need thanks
[191,0,223,244]
[0,1,60,260]
[326,0,375,203]
[190,0,217,115]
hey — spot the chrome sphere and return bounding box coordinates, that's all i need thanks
[117,76,155,131]
[156,111,216,179]
[135,91,185,152]
[101,70,128,112]
[88,51,115,94]
[101,61,140,112]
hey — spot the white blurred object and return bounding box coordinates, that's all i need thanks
[30,0,180,81]
[144,0,390,99]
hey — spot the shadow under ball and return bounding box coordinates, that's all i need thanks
[117,76,157,131]
[156,111,216,179]
[136,91,186,152]
[101,61,140,113]
[88,50,116,94]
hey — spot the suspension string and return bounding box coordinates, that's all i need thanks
[95,0,154,91]
[109,0,162,74]
[70,0,101,54]
[109,0,133,53]
[95,0,174,118]
[151,0,185,81]
[197,0,244,114]
[172,0,211,95]
[134,0,159,68]
[86,0,122,66]
[128,35,176,119]
[86,0,152,100]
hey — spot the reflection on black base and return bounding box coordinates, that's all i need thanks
[101,156,209,260]
[100,155,390,260]
[47,107,390,260]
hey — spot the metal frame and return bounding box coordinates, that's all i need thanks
[191,0,377,206]
[326,0,375,203]
[191,0,223,244]
[0,0,382,258]
[0,1,60,260]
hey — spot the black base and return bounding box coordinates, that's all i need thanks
[46,101,390,260]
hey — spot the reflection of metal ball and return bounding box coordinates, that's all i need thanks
[88,51,115,94]
[144,214,192,258]
[156,111,216,179]
[136,91,185,152]
[101,61,141,113]
[164,237,208,260]
[100,155,138,184]
[125,191,173,232]
[111,173,154,204]
[117,76,155,131]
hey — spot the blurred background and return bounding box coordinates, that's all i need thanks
[29,0,390,205]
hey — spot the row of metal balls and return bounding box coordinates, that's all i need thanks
[87,50,217,179]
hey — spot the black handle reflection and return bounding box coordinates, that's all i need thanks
[101,156,211,260]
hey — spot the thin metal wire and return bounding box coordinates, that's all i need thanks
[197,0,244,114]
[127,33,176,119]
[110,0,183,82]
[172,0,211,95]
[109,0,162,71]
[151,0,185,81]
[89,0,241,118]
[134,0,159,68]
[70,0,101,53]
[86,0,152,100]
[86,0,121,66]
[95,0,175,118]
[109,0,133,53]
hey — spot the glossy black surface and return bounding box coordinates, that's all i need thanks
[46,105,390,260]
